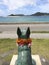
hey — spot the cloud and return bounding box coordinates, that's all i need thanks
[36,0,48,5]
[48,0,49,2]
[0,10,3,13]
[0,0,37,15]
[0,9,4,16]
[2,0,49,11]
[39,3,49,12]
[0,0,49,16]
[1,0,36,10]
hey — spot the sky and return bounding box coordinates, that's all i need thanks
[0,0,49,16]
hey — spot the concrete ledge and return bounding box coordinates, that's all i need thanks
[10,55,42,65]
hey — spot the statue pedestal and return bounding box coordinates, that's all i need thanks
[10,55,42,65]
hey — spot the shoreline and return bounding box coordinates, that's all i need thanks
[0,22,49,25]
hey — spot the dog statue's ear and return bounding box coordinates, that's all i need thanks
[26,27,30,38]
[17,27,21,37]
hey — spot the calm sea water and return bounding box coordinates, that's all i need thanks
[0,16,49,23]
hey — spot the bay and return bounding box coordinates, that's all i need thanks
[0,16,49,23]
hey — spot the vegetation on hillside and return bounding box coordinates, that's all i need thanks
[8,14,24,16]
[31,12,49,16]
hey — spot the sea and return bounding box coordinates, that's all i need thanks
[0,16,49,23]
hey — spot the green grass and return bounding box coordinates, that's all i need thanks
[31,39,49,60]
[0,39,17,54]
[0,39,49,61]
[31,31,49,33]
[4,54,13,62]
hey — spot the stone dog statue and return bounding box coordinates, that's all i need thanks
[15,27,36,65]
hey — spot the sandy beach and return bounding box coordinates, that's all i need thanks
[0,23,49,32]
[0,23,49,39]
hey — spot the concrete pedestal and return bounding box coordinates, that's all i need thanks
[10,55,42,65]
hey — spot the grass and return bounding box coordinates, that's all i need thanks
[31,31,49,33]
[0,39,49,61]
[31,39,49,60]
[0,39,17,54]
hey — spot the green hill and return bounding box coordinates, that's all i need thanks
[31,12,49,16]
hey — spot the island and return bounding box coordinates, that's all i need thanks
[31,12,49,16]
[8,12,49,16]
[8,14,25,16]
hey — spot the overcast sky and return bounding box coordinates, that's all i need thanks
[0,0,49,16]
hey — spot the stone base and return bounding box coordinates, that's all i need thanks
[10,55,42,65]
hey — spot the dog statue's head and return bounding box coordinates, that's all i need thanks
[17,27,30,39]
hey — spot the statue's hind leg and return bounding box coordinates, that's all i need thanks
[15,59,21,65]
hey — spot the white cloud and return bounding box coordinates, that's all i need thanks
[1,0,37,10]
[39,3,49,12]
[0,0,49,16]
[0,9,8,16]
[0,2,2,4]
[0,9,4,16]
[48,0,49,2]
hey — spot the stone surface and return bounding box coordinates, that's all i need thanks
[10,55,42,65]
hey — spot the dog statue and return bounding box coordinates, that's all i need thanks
[15,27,36,65]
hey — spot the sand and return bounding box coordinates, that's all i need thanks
[0,23,49,31]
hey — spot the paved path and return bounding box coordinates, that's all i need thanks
[0,24,49,39]
[31,33,49,39]
[0,33,49,39]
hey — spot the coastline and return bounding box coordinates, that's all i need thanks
[0,22,49,25]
